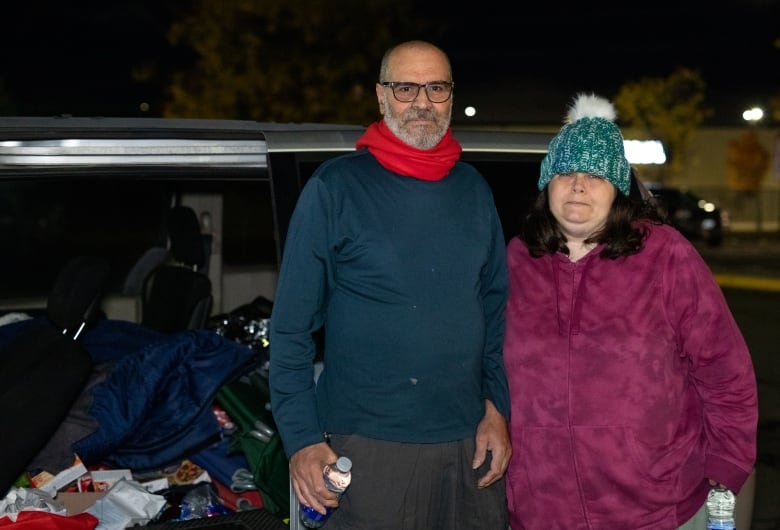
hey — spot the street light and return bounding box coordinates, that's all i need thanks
[742,107,764,123]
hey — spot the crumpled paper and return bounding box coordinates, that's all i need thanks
[0,487,67,522]
[84,478,165,530]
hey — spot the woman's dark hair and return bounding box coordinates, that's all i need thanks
[520,187,668,259]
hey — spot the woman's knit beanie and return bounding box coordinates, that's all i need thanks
[538,93,631,196]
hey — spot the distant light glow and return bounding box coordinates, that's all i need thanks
[698,199,716,212]
[742,107,764,122]
[464,106,476,118]
[623,139,666,165]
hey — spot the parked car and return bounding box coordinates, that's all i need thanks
[0,117,563,526]
[644,182,728,247]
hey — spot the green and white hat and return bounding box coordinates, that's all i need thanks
[538,93,631,196]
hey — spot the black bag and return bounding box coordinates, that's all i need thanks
[0,256,109,495]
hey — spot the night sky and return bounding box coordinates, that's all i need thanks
[1,1,778,126]
[439,2,780,126]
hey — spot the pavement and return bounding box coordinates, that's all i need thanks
[695,230,780,284]
[695,231,780,529]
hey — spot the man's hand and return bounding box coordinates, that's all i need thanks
[472,399,511,488]
[290,442,339,515]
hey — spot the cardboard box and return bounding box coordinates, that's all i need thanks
[30,455,87,496]
[56,491,105,516]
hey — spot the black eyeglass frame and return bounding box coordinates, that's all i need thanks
[380,81,455,103]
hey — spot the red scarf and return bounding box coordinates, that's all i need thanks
[355,120,462,181]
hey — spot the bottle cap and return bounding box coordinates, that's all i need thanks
[335,456,352,472]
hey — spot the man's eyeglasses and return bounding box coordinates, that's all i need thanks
[380,81,454,103]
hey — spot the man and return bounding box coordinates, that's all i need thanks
[269,40,511,529]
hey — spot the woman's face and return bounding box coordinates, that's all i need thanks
[548,172,618,240]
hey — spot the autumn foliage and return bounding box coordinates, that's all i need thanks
[726,130,770,192]
[162,0,430,124]
[614,67,707,180]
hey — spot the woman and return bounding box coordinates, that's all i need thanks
[503,93,757,529]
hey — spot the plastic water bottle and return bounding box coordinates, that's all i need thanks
[706,485,736,530]
[299,456,352,528]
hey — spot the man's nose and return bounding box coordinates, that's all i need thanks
[412,88,432,107]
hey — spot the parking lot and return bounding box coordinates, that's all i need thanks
[696,231,780,529]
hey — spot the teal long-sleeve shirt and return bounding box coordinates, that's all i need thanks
[269,149,510,458]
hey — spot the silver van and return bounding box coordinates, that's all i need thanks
[0,117,553,320]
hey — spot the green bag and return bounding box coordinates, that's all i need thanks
[217,368,290,517]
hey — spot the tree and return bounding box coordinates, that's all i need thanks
[614,68,707,181]
[725,129,770,230]
[726,130,770,193]
[163,0,432,124]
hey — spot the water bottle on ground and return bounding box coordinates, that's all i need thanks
[299,456,352,528]
[706,485,736,530]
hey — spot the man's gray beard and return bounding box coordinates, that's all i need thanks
[383,95,451,150]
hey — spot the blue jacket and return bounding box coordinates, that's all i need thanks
[7,318,259,472]
[75,324,257,470]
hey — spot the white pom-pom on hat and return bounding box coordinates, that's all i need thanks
[564,93,617,124]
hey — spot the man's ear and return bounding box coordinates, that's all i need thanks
[375,84,385,115]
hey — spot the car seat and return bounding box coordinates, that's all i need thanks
[141,206,213,333]
[0,255,110,495]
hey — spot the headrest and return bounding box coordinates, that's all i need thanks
[47,256,110,337]
[167,206,206,269]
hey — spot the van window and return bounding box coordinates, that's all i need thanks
[463,156,541,242]
[0,146,542,305]
[0,177,276,298]
[222,182,276,266]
